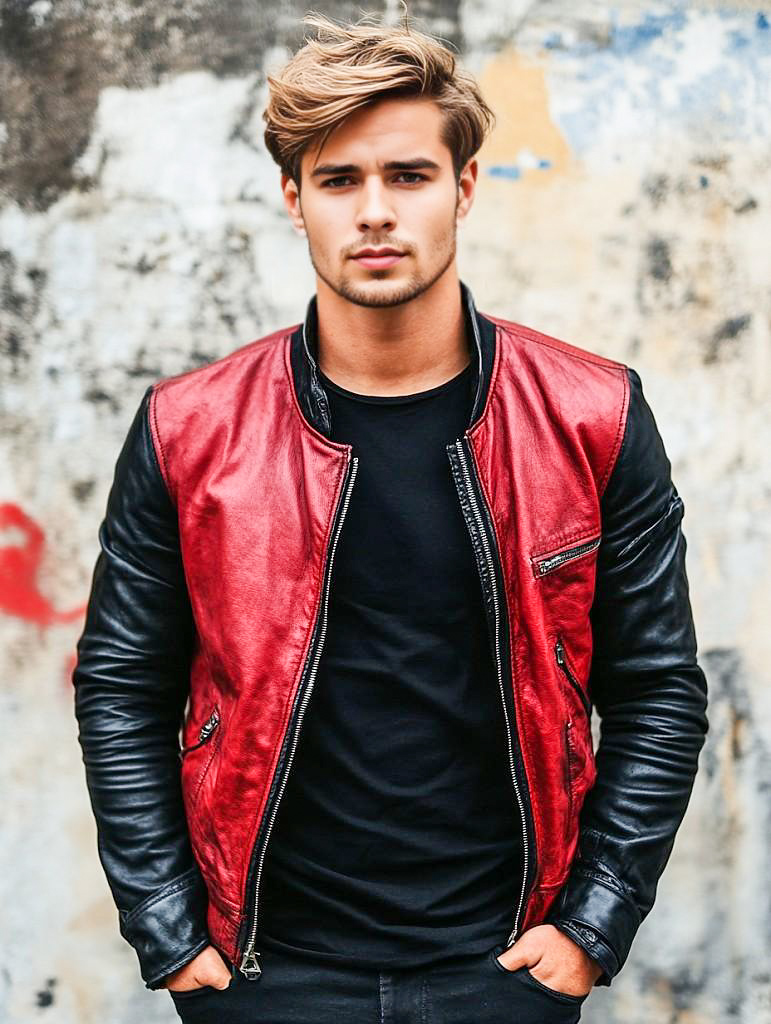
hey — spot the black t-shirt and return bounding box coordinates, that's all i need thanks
[257,359,523,967]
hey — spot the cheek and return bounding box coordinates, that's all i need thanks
[412,192,458,239]
[306,205,351,252]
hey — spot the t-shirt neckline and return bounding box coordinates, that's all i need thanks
[318,361,472,406]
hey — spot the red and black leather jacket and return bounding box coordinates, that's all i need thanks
[72,282,708,990]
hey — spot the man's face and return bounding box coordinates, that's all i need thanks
[281,96,477,308]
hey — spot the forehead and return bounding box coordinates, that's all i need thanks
[304,96,450,172]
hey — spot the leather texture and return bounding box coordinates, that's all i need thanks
[72,282,708,991]
[72,388,211,987]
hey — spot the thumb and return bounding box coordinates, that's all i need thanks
[210,966,234,990]
[497,937,540,972]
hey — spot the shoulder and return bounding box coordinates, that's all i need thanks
[152,323,297,402]
[479,312,632,496]
[481,312,628,373]
[144,322,298,499]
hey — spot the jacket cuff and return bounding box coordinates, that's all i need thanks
[549,919,619,987]
[118,866,211,989]
[545,868,640,987]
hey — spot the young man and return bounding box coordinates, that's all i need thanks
[73,13,709,1023]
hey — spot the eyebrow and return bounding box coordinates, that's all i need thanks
[310,158,442,178]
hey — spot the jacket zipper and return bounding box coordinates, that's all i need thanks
[534,536,600,577]
[555,637,592,720]
[237,454,359,980]
[447,436,534,947]
[178,707,220,758]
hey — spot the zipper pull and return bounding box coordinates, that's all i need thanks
[239,944,262,980]
[199,708,220,742]
[555,638,565,665]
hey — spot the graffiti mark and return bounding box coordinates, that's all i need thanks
[0,503,86,625]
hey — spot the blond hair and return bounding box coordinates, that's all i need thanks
[262,10,495,185]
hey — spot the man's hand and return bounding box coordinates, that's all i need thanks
[162,945,233,993]
[495,924,603,998]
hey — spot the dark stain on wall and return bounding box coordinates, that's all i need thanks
[82,386,120,415]
[645,236,673,283]
[0,249,46,373]
[642,172,669,208]
[72,479,96,504]
[0,1,279,210]
[734,196,758,214]
[702,313,751,365]
[34,976,57,1008]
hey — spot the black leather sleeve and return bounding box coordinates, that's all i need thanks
[546,366,709,986]
[72,384,211,989]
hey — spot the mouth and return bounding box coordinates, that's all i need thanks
[351,248,406,270]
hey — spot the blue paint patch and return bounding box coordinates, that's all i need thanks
[700,175,709,188]
[487,165,522,180]
[543,32,563,49]
[610,12,687,55]
[487,157,554,181]
[728,30,750,49]
[542,8,771,154]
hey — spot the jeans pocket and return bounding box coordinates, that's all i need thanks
[488,946,588,1005]
[168,985,217,1000]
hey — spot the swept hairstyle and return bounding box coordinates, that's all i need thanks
[262,10,495,186]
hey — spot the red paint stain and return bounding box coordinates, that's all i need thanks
[0,502,87,626]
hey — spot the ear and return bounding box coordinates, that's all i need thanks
[456,158,478,224]
[281,173,306,235]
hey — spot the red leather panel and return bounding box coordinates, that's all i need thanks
[150,327,351,954]
[469,317,628,925]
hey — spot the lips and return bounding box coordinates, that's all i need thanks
[352,248,405,270]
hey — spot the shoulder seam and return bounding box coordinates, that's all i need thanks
[488,316,627,371]
[147,382,175,504]
[598,366,631,499]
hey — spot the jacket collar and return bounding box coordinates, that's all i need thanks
[289,280,496,439]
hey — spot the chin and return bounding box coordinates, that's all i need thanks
[335,270,430,309]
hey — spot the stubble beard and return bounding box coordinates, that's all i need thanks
[307,221,458,309]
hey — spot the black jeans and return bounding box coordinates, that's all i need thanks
[167,942,589,1023]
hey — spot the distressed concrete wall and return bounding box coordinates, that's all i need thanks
[1,2,769,1021]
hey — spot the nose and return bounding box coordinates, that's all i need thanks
[355,176,396,234]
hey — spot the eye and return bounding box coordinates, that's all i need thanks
[320,175,355,188]
[394,172,426,184]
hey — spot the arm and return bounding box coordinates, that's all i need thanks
[546,366,709,986]
[72,384,211,989]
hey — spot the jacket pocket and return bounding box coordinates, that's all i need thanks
[531,533,601,579]
[180,705,221,757]
[554,636,592,721]
[179,705,223,809]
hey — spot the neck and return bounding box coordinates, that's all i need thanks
[314,266,470,397]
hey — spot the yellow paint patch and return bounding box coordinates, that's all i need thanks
[476,49,572,182]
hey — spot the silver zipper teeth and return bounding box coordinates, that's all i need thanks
[240,456,359,977]
[536,537,600,577]
[453,439,529,948]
